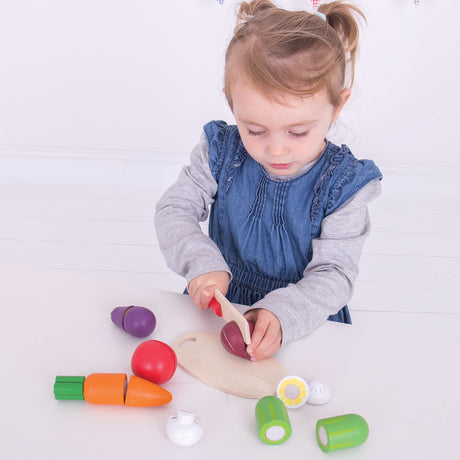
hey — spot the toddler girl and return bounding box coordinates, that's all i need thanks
[155,0,382,361]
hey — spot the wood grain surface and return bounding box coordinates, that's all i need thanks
[173,331,287,399]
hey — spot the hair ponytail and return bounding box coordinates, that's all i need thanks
[225,1,366,108]
[235,0,275,27]
[319,1,365,88]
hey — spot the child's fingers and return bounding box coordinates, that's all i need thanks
[245,309,281,361]
[197,284,228,310]
[188,272,231,311]
[246,314,270,356]
[250,323,281,361]
[244,310,262,351]
[200,287,217,310]
[188,284,205,310]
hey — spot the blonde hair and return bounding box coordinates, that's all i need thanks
[224,0,365,109]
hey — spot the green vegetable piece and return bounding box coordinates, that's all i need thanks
[316,413,369,452]
[54,376,85,400]
[255,395,292,445]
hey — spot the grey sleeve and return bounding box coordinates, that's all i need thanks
[243,178,382,345]
[154,132,231,284]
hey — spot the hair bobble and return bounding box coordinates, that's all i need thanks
[239,13,255,25]
[314,12,327,21]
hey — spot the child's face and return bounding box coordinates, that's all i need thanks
[231,79,347,177]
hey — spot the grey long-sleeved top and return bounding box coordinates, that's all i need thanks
[155,132,381,344]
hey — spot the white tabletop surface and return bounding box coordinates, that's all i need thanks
[1,260,459,459]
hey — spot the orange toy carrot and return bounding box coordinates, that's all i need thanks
[125,375,172,407]
[54,373,172,407]
[83,373,127,405]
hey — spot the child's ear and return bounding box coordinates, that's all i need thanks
[332,89,351,121]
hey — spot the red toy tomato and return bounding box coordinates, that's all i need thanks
[131,340,177,385]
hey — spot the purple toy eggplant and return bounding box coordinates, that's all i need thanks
[111,306,156,338]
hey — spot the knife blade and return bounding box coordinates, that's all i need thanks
[210,289,252,345]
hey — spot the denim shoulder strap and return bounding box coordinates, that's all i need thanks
[326,148,383,215]
[310,144,382,237]
[203,121,238,180]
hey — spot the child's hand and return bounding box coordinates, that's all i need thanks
[244,309,282,361]
[188,271,230,311]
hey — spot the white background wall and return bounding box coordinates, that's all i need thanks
[1,0,458,165]
[0,0,459,315]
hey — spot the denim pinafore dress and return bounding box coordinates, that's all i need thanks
[204,121,382,323]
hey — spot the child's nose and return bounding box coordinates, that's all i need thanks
[266,138,288,157]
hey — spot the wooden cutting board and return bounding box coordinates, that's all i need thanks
[173,332,287,399]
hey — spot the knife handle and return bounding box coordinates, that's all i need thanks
[209,298,222,317]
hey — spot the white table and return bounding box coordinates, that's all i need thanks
[1,260,458,459]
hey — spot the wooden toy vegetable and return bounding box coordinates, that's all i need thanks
[255,395,292,445]
[166,411,204,446]
[220,320,255,359]
[53,373,172,407]
[131,340,177,385]
[210,289,252,345]
[316,414,369,452]
[111,305,156,338]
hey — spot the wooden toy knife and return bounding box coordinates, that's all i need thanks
[209,289,252,345]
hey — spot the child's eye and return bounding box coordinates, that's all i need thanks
[290,131,309,138]
[248,129,265,136]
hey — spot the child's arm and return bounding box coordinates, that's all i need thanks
[155,133,231,307]
[243,179,381,360]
